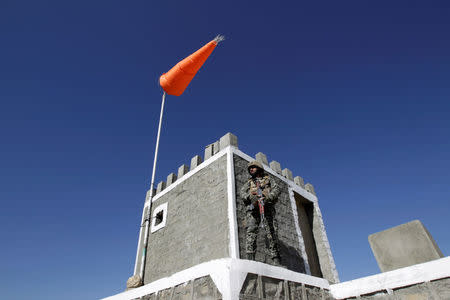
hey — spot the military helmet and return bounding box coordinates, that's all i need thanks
[247,160,264,173]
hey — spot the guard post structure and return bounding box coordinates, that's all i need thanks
[104,132,339,300]
[102,132,450,300]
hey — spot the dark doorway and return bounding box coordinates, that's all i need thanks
[293,191,323,278]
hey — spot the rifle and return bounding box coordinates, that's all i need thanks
[257,185,265,227]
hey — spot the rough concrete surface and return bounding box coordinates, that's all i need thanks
[255,152,269,166]
[369,220,444,272]
[239,273,333,300]
[139,276,221,300]
[294,176,305,188]
[282,168,293,181]
[143,155,229,283]
[219,132,238,150]
[234,154,308,272]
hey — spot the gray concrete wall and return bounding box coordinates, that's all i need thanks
[143,155,229,283]
[233,155,309,273]
[369,220,444,272]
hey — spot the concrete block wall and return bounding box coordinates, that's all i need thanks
[233,151,338,283]
[134,133,238,281]
[134,132,335,286]
[143,155,229,283]
[234,154,309,272]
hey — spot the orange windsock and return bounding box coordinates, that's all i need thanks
[159,35,224,96]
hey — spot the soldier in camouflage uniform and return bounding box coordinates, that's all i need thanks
[240,160,281,264]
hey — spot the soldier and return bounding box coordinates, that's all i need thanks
[240,160,281,264]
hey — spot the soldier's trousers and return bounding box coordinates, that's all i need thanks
[245,211,279,258]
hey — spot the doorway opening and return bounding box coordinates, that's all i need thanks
[293,191,323,278]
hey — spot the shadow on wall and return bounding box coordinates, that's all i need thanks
[277,241,307,273]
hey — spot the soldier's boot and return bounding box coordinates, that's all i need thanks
[246,253,255,260]
[272,257,281,266]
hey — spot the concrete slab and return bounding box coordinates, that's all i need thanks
[368,220,444,272]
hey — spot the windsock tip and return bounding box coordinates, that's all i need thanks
[213,34,225,44]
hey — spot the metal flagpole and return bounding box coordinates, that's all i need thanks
[139,91,166,281]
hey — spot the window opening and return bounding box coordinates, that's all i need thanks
[154,210,164,226]
[151,202,168,233]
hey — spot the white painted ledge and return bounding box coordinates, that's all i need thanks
[330,256,450,299]
[101,258,329,300]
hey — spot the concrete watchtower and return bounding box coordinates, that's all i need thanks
[105,132,339,300]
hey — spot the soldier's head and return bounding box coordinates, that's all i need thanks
[247,160,264,177]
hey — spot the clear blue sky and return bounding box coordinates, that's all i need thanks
[1,1,449,299]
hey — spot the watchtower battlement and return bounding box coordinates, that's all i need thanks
[150,133,317,199]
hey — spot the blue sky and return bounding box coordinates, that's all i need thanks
[1,1,449,299]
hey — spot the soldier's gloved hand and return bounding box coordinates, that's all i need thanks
[249,193,258,202]
[262,190,270,200]
[248,203,254,210]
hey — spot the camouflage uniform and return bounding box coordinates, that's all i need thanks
[240,161,281,260]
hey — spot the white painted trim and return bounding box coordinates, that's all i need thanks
[313,202,339,283]
[330,256,450,299]
[150,202,168,233]
[233,258,329,288]
[288,187,311,275]
[101,258,330,300]
[102,260,227,300]
[226,146,239,259]
[151,148,229,203]
[231,148,318,204]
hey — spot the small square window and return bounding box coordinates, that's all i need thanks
[151,202,168,233]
